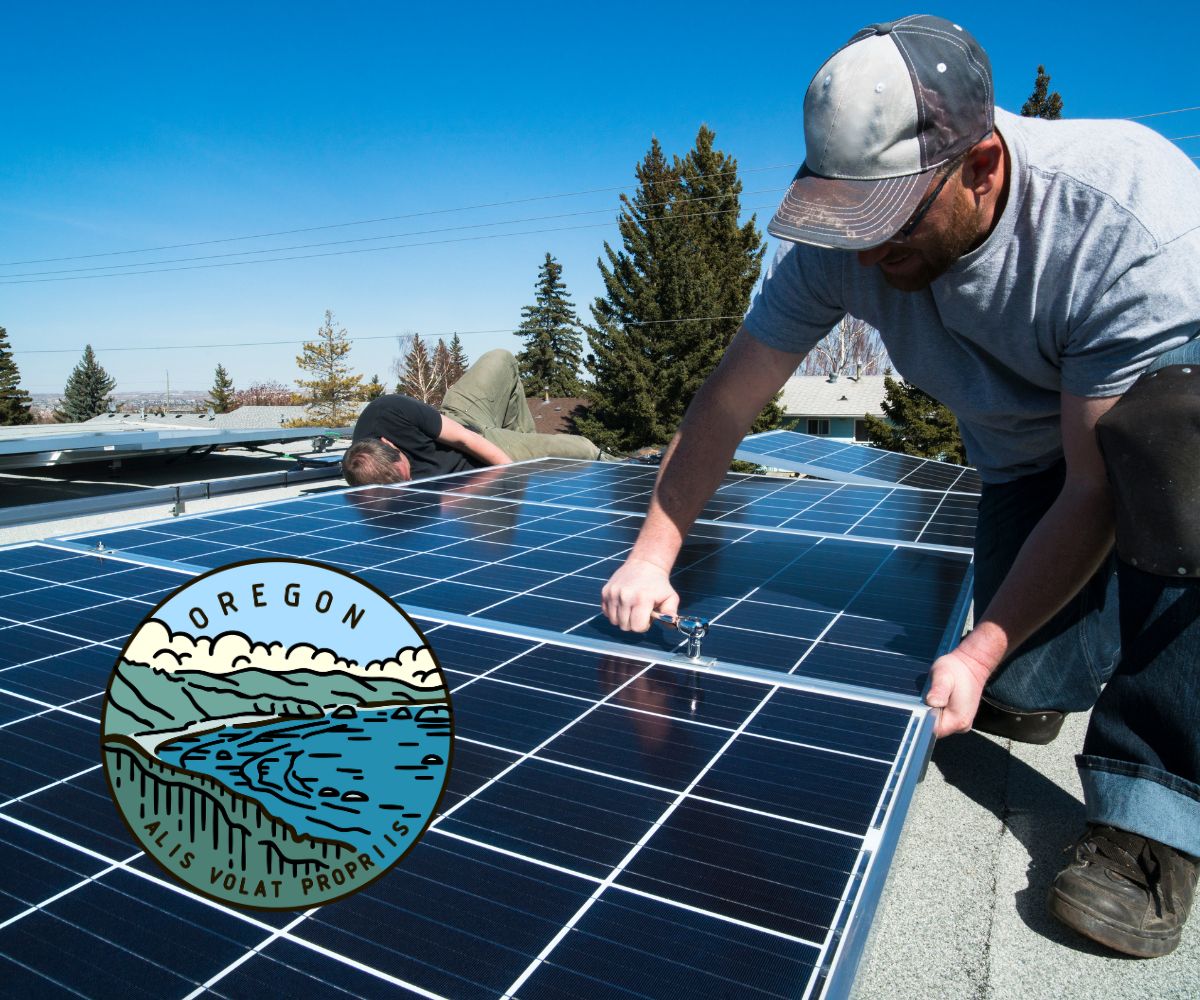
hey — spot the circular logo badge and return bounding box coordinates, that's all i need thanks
[101,558,452,909]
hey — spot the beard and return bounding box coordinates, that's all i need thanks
[875,190,982,292]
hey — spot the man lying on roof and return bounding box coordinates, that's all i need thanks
[342,349,609,484]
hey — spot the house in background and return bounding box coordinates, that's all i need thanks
[779,373,887,442]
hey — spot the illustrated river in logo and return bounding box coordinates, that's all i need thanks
[100,558,452,909]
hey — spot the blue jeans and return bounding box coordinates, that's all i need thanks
[975,338,1200,856]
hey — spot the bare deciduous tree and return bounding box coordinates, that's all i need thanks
[393,333,443,404]
[798,315,891,377]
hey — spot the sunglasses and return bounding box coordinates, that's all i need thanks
[890,153,969,243]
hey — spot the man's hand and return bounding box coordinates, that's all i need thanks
[602,558,680,632]
[925,644,995,738]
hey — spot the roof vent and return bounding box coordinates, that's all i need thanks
[828,373,839,383]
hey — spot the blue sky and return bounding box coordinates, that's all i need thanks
[2,2,1196,398]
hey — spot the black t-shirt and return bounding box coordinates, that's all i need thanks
[352,395,476,479]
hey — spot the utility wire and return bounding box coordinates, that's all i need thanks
[1,188,785,280]
[2,102,1195,270]
[0,163,800,268]
[1127,105,1200,120]
[12,315,748,356]
[0,202,777,286]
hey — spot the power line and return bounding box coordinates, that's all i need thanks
[12,315,748,356]
[1127,105,1200,120]
[1168,133,1200,141]
[3,101,1195,271]
[0,163,800,269]
[3,105,1194,274]
[0,203,778,286]
[0,188,786,280]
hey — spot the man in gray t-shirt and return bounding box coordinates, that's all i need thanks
[601,14,1199,958]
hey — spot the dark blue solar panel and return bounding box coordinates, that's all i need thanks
[0,541,933,999]
[736,429,983,494]
[65,491,971,698]
[398,458,977,548]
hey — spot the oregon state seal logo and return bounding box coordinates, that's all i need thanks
[100,558,452,909]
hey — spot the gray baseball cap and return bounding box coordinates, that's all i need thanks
[769,15,994,250]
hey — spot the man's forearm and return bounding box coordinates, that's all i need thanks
[629,399,749,571]
[467,438,512,467]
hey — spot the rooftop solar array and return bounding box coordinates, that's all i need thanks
[736,430,983,495]
[1,453,976,999]
[0,424,336,471]
[401,459,976,551]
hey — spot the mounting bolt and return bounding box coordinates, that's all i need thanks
[658,613,710,659]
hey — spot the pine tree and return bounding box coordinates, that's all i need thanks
[447,333,469,385]
[861,374,967,463]
[397,333,441,404]
[0,326,33,426]
[578,127,775,452]
[675,126,778,433]
[55,345,116,422]
[516,253,584,397]
[207,364,236,413]
[294,310,363,425]
[1021,65,1063,120]
[361,374,386,401]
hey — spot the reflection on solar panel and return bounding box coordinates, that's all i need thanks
[0,425,336,471]
[402,459,977,551]
[2,456,974,998]
[736,430,983,494]
[64,477,972,698]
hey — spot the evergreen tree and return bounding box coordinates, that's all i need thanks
[1021,65,1063,120]
[397,333,441,404]
[861,374,967,463]
[361,374,386,401]
[578,127,776,452]
[207,364,236,413]
[294,310,363,425]
[676,126,779,433]
[447,333,469,385]
[515,253,584,397]
[0,326,33,426]
[55,344,116,422]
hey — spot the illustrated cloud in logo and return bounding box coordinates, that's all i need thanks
[125,618,442,687]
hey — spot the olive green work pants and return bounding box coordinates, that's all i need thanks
[438,349,604,462]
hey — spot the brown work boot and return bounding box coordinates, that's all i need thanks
[1048,824,1197,957]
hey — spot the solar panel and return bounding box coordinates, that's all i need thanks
[0,541,939,1000]
[736,430,983,494]
[400,459,977,551]
[63,482,972,699]
[0,425,336,471]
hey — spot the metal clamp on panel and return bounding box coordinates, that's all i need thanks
[656,613,711,660]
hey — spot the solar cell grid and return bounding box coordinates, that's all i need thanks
[399,459,976,550]
[63,488,971,698]
[0,543,932,1000]
[736,430,983,494]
